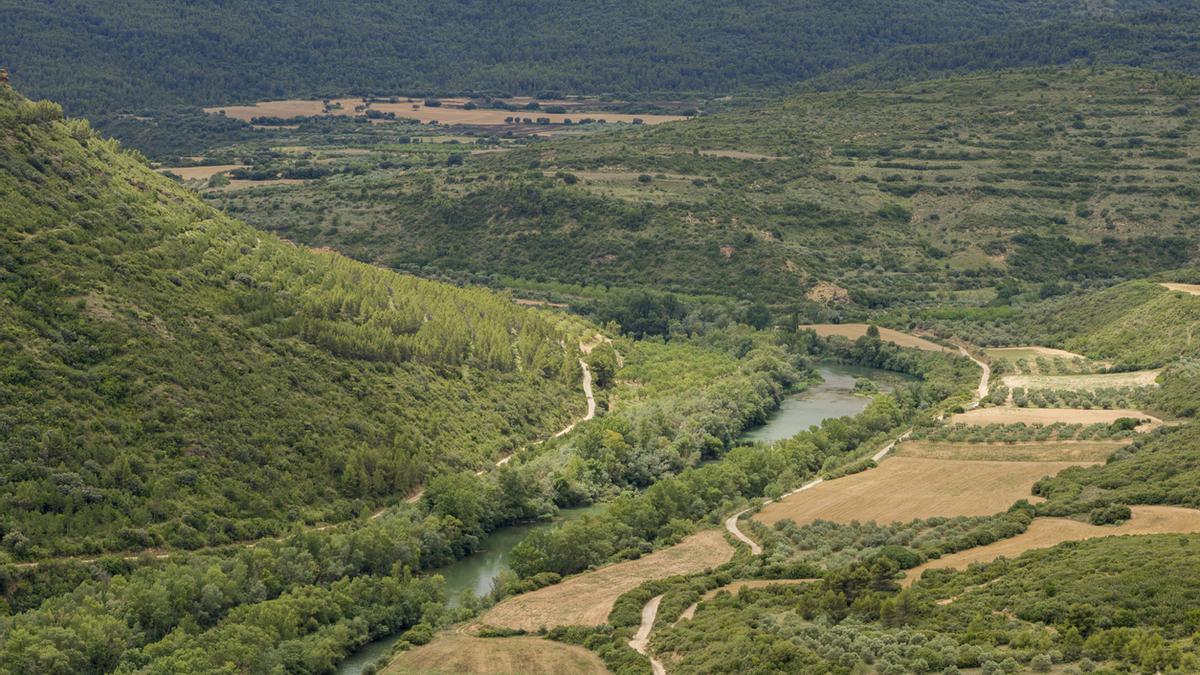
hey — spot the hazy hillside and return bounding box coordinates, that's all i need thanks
[3,0,1196,114]
[214,68,1200,310]
[0,84,585,558]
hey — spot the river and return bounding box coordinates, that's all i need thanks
[335,504,604,674]
[338,363,905,673]
[740,364,909,443]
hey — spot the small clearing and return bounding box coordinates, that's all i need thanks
[904,505,1200,587]
[158,164,246,180]
[1002,370,1160,390]
[384,635,609,674]
[698,149,784,160]
[677,579,816,622]
[754,456,1094,527]
[798,324,951,352]
[986,346,1090,361]
[478,530,733,631]
[1161,282,1200,296]
[896,440,1125,463]
[950,407,1162,430]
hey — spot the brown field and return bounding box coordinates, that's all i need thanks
[698,149,785,160]
[986,346,1089,361]
[1161,282,1200,296]
[1002,370,1160,390]
[158,164,246,180]
[754,456,1094,527]
[385,635,609,674]
[896,440,1124,463]
[678,579,816,621]
[222,178,310,191]
[207,97,685,126]
[904,505,1200,586]
[478,530,733,631]
[797,324,951,352]
[949,407,1162,430]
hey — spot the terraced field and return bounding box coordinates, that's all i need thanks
[478,530,733,631]
[904,505,1200,586]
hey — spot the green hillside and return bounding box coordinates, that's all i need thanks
[0,84,585,558]
[4,1,1198,114]
[212,68,1200,309]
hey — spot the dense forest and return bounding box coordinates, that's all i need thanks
[4,0,1200,114]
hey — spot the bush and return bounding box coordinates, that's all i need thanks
[1089,504,1132,525]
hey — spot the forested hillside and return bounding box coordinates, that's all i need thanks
[215,68,1200,310]
[0,84,585,558]
[3,0,1198,114]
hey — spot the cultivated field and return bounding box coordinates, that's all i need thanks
[208,97,686,126]
[754,456,1095,527]
[904,505,1200,586]
[478,530,733,631]
[678,579,816,621]
[798,324,951,352]
[385,635,609,674]
[1002,370,1160,390]
[1161,282,1200,296]
[896,440,1124,463]
[950,407,1162,430]
[986,346,1089,361]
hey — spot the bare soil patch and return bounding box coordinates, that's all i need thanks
[1002,370,1160,390]
[950,407,1162,430]
[986,346,1090,361]
[896,440,1125,463]
[798,324,951,352]
[1161,282,1200,296]
[754,457,1094,527]
[478,530,733,631]
[904,505,1200,586]
[385,635,609,674]
[699,149,784,160]
[159,164,246,180]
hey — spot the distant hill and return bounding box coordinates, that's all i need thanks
[215,68,1200,310]
[3,0,1197,114]
[0,83,583,558]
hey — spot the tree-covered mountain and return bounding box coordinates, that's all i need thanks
[0,82,586,559]
[3,0,1198,115]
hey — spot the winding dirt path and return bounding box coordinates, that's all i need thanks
[629,594,668,675]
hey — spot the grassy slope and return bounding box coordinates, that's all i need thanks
[0,86,584,558]
[214,68,1200,307]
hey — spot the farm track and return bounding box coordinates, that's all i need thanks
[12,336,609,570]
[629,595,668,675]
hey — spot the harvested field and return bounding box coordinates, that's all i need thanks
[1161,282,1200,296]
[221,178,310,191]
[384,635,609,674]
[798,324,951,352]
[896,440,1124,463]
[478,530,733,631]
[678,579,816,621]
[158,164,246,180]
[208,97,685,126]
[950,407,1162,430]
[1002,370,1160,390]
[986,346,1090,361]
[754,457,1094,527]
[904,505,1200,586]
